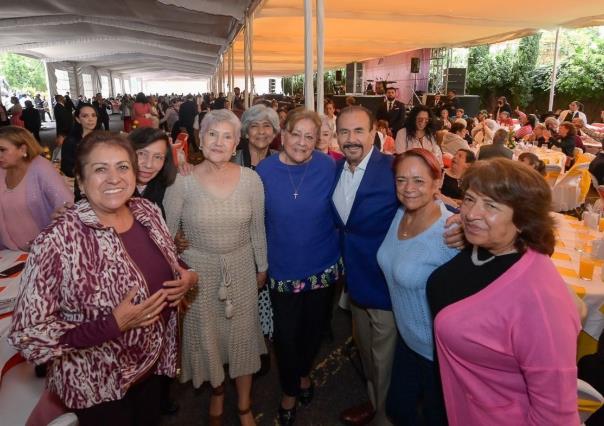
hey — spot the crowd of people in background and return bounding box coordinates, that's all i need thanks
[1,85,603,426]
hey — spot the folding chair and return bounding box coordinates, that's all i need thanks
[578,378,604,425]
[576,152,595,165]
[551,167,590,212]
[544,164,562,188]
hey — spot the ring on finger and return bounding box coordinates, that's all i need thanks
[146,314,151,319]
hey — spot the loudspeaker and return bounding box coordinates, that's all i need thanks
[445,68,467,95]
[335,70,343,82]
[410,57,420,74]
[345,63,363,94]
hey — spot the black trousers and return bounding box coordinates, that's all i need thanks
[74,375,161,426]
[386,336,448,426]
[270,286,333,397]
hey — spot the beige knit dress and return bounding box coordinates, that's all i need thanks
[164,167,268,387]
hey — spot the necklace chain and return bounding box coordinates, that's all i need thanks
[285,159,311,200]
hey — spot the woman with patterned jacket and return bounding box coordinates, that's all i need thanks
[9,132,198,426]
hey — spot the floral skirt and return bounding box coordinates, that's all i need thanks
[268,258,344,293]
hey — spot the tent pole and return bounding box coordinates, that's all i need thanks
[227,48,231,94]
[548,27,560,112]
[219,56,224,94]
[230,45,234,95]
[244,16,250,109]
[250,13,255,102]
[304,0,314,111]
[316,0,324,114]
[73,65,81,98]
[43,62,56,120]
[231,45,235,95]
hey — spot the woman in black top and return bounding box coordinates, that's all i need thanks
[127,127,177,218]
[127,127,180,415]
[61,103,100,200]
[548,122,578,169]
[440,148,475,206]
[234,104,280,169]
[60,103,99,178]
[426,159,579,425]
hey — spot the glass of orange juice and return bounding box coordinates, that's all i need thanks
[599,216,604,232]
[579,254,596,280]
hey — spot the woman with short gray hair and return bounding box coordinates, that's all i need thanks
[235,104,280,170]
[164,108,267,425]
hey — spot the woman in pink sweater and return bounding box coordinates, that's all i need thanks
[427,158,581,426]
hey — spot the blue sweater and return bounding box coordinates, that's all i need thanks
[377,202,458,361]
[256,153,340,282]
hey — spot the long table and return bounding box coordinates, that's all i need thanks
[552,214,604,359]
[0,250,46,425]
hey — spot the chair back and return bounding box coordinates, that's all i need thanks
[576,152,596,165]
[544,164,562,188]
[551,171,584,211]
[578,378,604,424]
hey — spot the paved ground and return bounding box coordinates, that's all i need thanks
[160,308,368,426]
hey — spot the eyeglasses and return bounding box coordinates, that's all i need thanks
[136,150,165,163]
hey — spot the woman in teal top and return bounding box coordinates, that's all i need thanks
[377,148,457,425]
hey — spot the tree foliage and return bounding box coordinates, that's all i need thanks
[467,47,515,106]
[510,33,541,106]
[556,37,604,99]
[0,53,46,94]
[468,34,542,108]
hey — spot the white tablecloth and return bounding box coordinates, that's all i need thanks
[536,148,567,170]
[0,250,45,425]
[552,214,604,340]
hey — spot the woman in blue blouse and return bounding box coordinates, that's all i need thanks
[256,109,340,426]
[377,148,458,425]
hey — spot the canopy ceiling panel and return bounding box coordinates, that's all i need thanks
[0,0,252,79]
[230,0,604,76]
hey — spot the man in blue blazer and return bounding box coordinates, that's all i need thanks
[332,106,399,426]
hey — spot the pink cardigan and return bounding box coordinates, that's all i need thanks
[434,249,580,426]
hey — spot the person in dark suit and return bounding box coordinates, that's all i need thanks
[178,94,198,151]
[376,87,405,136]
[477,128,513,160]
[92,93,110,130]
[493,96,512,120]
[21,100,42,142]
[53,95,73,139]
[64,93,75,113]
[442,89,461,118]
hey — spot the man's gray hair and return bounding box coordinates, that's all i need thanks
[199,109,242,143]
[240,104,280,137]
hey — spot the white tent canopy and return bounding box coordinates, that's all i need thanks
[230,0,604,76]
[0,0,603,93]
[0,0,252,96]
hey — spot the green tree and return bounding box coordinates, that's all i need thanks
[0,53,46,94]
[556,37,604,100]
[467,47,515,108]
[467,34,542,109]
[510,33,541,107]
